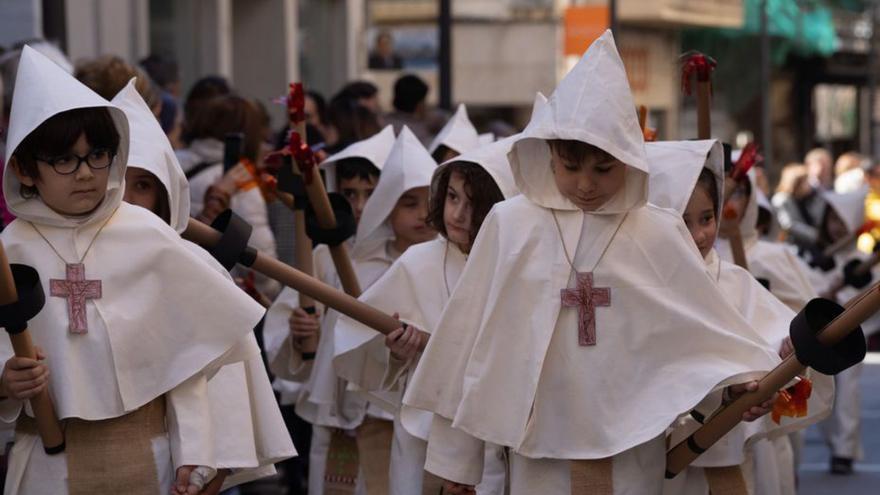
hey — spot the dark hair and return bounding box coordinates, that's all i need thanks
[431,145,457,164]
[338,81,379,102]
[138,54,179,89]
[694,168,720,217]
[393,74,428,113]
[547,139,615,166]
[186,95,263,161]
[13,107,120,196]
[307,90,328,125]
[327,96,381,149]
[182,76,231,141]
[336,157,380,186]
[428,162,505,247]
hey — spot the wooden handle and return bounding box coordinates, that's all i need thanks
[728,233,749,271]
[183,219,400,336]
[329,244,362,297]
[823,232,858,258]
[0,244,64,453]
[666,283,880,476]
[697,80,711,140]
[293,209,319,354]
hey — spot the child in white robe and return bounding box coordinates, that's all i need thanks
[428,104,482,163]
[263,127,437,495]
[0,46,264,495]
[647,140,834,495]
[402,31,783,495]
[809,187,877,475]
[332,133,526,495]
[112,79,297,491]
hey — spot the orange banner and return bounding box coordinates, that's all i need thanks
[564,6,610,56]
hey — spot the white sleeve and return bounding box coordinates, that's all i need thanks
[425,414,485,486]
[167,372,214,470]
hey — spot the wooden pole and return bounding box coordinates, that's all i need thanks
[0,244,64,454]
[697,80,711,140]
[666,283,880,476]
[182,218,400,336]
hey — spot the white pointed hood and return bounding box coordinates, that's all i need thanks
[427,104,481,156]
[508,30,648,213]
[823,187,867,235]
[438,133,521,199]
[111,79,190,234]
[3,45,129,229]
[478,133,495,145]
[647,139,724,223]
[321,125,396,193]
[738,169,761,242]
[351,126,437,259]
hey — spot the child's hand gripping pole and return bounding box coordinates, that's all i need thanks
[665,285,875,478]
[182,213,401,336]
[681,51,717,140]
[0,243,65,455]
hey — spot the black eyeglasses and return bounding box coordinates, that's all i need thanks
[34,149,116,175]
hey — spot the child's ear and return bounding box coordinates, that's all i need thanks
[9,158,36,187]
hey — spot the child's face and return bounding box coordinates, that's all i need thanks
[390,186,435,249]
[14,133,112,216]
[824,209,849,244]
[443,170,473,251]
[123,168,163,215]
[550,148,626,211]
[683,186,717,259]
[338,175,378,225]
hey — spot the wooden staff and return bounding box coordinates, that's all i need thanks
[0,243,65,454]
[681,51,716,141]
[823,220,876,258]
[285,83,362,298]
[720,144,760,271]
[182,218,400,336]
[665,284,879,477]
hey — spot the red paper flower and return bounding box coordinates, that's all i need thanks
[680,51,717,96]
[731,142,762,182]
[771,377,813,424]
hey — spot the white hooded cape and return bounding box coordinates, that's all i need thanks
[0,45,265,422]
[646,140,833,479]
[716,171,817,312]
[332,133,521,439]
[402,31,781,465]
[112,81,296,487]
[263,126,437,428]
[321,124,395,193]
[427,104,481,156]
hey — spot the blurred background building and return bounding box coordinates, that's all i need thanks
[1,0,878,177]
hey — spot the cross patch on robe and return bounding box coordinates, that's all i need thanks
[560,272,610,346]
[50,263,102,334]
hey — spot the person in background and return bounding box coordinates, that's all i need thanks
[368,30,403,70]
[385,74,431,145]
[139,53,184,146]
[182,75,231,143]
[834,151,868,194]
[338,81,382,115]
[74,55,162,116]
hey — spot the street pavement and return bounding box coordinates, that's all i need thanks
[799,352,880,494]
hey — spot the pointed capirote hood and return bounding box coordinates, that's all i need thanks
[478,133,495,146]
[112,79,190,234]
[508,30,648,213]
[3,45,130,229]
[738,169,760,241]
[321,125,396,193]
[427,104,481,156]
[647,139,725,224]
[823,187,868,235]
[351,126,437,259]
[437,133,521,200]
